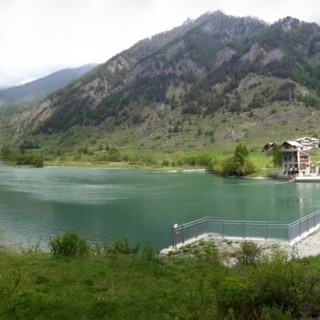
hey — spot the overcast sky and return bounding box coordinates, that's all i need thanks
[1,0,320,87]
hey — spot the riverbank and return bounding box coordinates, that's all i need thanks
[2,146,276,178]
[44,159,212,173]
[44,159,271,178]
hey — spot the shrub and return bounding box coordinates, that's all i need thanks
[216,247,320,319]
[91,237,142,257]
[106,237,141,255]
[142,242,155,261]
[216,274,254,318]
[49,230,89,257]
[1,145,14,161]
[272,145,282,167]
[222,144,255,176]
[15,153,44,167]
[235,241,262,267]
[183,154,213,167]
[106,147,122,162]
[161,159,170,167]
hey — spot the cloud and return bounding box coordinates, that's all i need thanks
[227,0,319,23]
[1,0,320,87]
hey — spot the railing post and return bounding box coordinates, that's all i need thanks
[264,221,268,240]
[299,219,302,236]
[221,219,224,238]
[172,224,178,249]
[242,221,246,238]
[195,220,198,238]
[181,224,185,244]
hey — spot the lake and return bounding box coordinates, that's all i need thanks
[0,164,320,252]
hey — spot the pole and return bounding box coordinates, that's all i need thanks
[265,221,268,240]
[242,221,245,238]
[195,220,198,238]
[172,224,178,249]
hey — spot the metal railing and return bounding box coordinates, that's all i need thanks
[172,209,320,249]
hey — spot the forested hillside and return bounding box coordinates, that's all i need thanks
[3,11,320,155]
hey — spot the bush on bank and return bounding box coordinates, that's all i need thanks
[15,153,44,167]
[49,230,90,257]
[222,144,256,176]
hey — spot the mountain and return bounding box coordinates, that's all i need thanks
[5,11,320,153]
[0,64,97,108]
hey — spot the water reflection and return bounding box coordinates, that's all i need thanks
[295,182,320,217]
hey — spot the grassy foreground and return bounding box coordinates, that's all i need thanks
[0,245,215,320]
[1,234,320,319]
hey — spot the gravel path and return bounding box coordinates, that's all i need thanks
[160,228,320,258]
[214,228,320,258]
[291,228,320,257]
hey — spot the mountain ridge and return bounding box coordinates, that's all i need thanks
[4,11,320,154]
[0,63,97,108]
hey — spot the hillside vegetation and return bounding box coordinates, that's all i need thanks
[2,12,320,161]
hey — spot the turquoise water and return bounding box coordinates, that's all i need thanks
[0,164,320,251]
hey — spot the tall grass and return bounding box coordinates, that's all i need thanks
[0,232,320,319]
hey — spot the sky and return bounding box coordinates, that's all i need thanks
[1,0,320,87]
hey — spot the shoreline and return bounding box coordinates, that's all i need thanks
[2,159,272,178]
[44,162,272,179]
[43,161,211,173]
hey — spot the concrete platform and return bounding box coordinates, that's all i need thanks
[295,175,320,182]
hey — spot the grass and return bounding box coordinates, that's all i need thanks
[1,236,320,319]
[250,152,276,176]
[0,247,218,319]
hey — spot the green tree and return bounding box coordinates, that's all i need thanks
[222,144,255,176]
[272,145,282,167]
[0,145,13,161]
